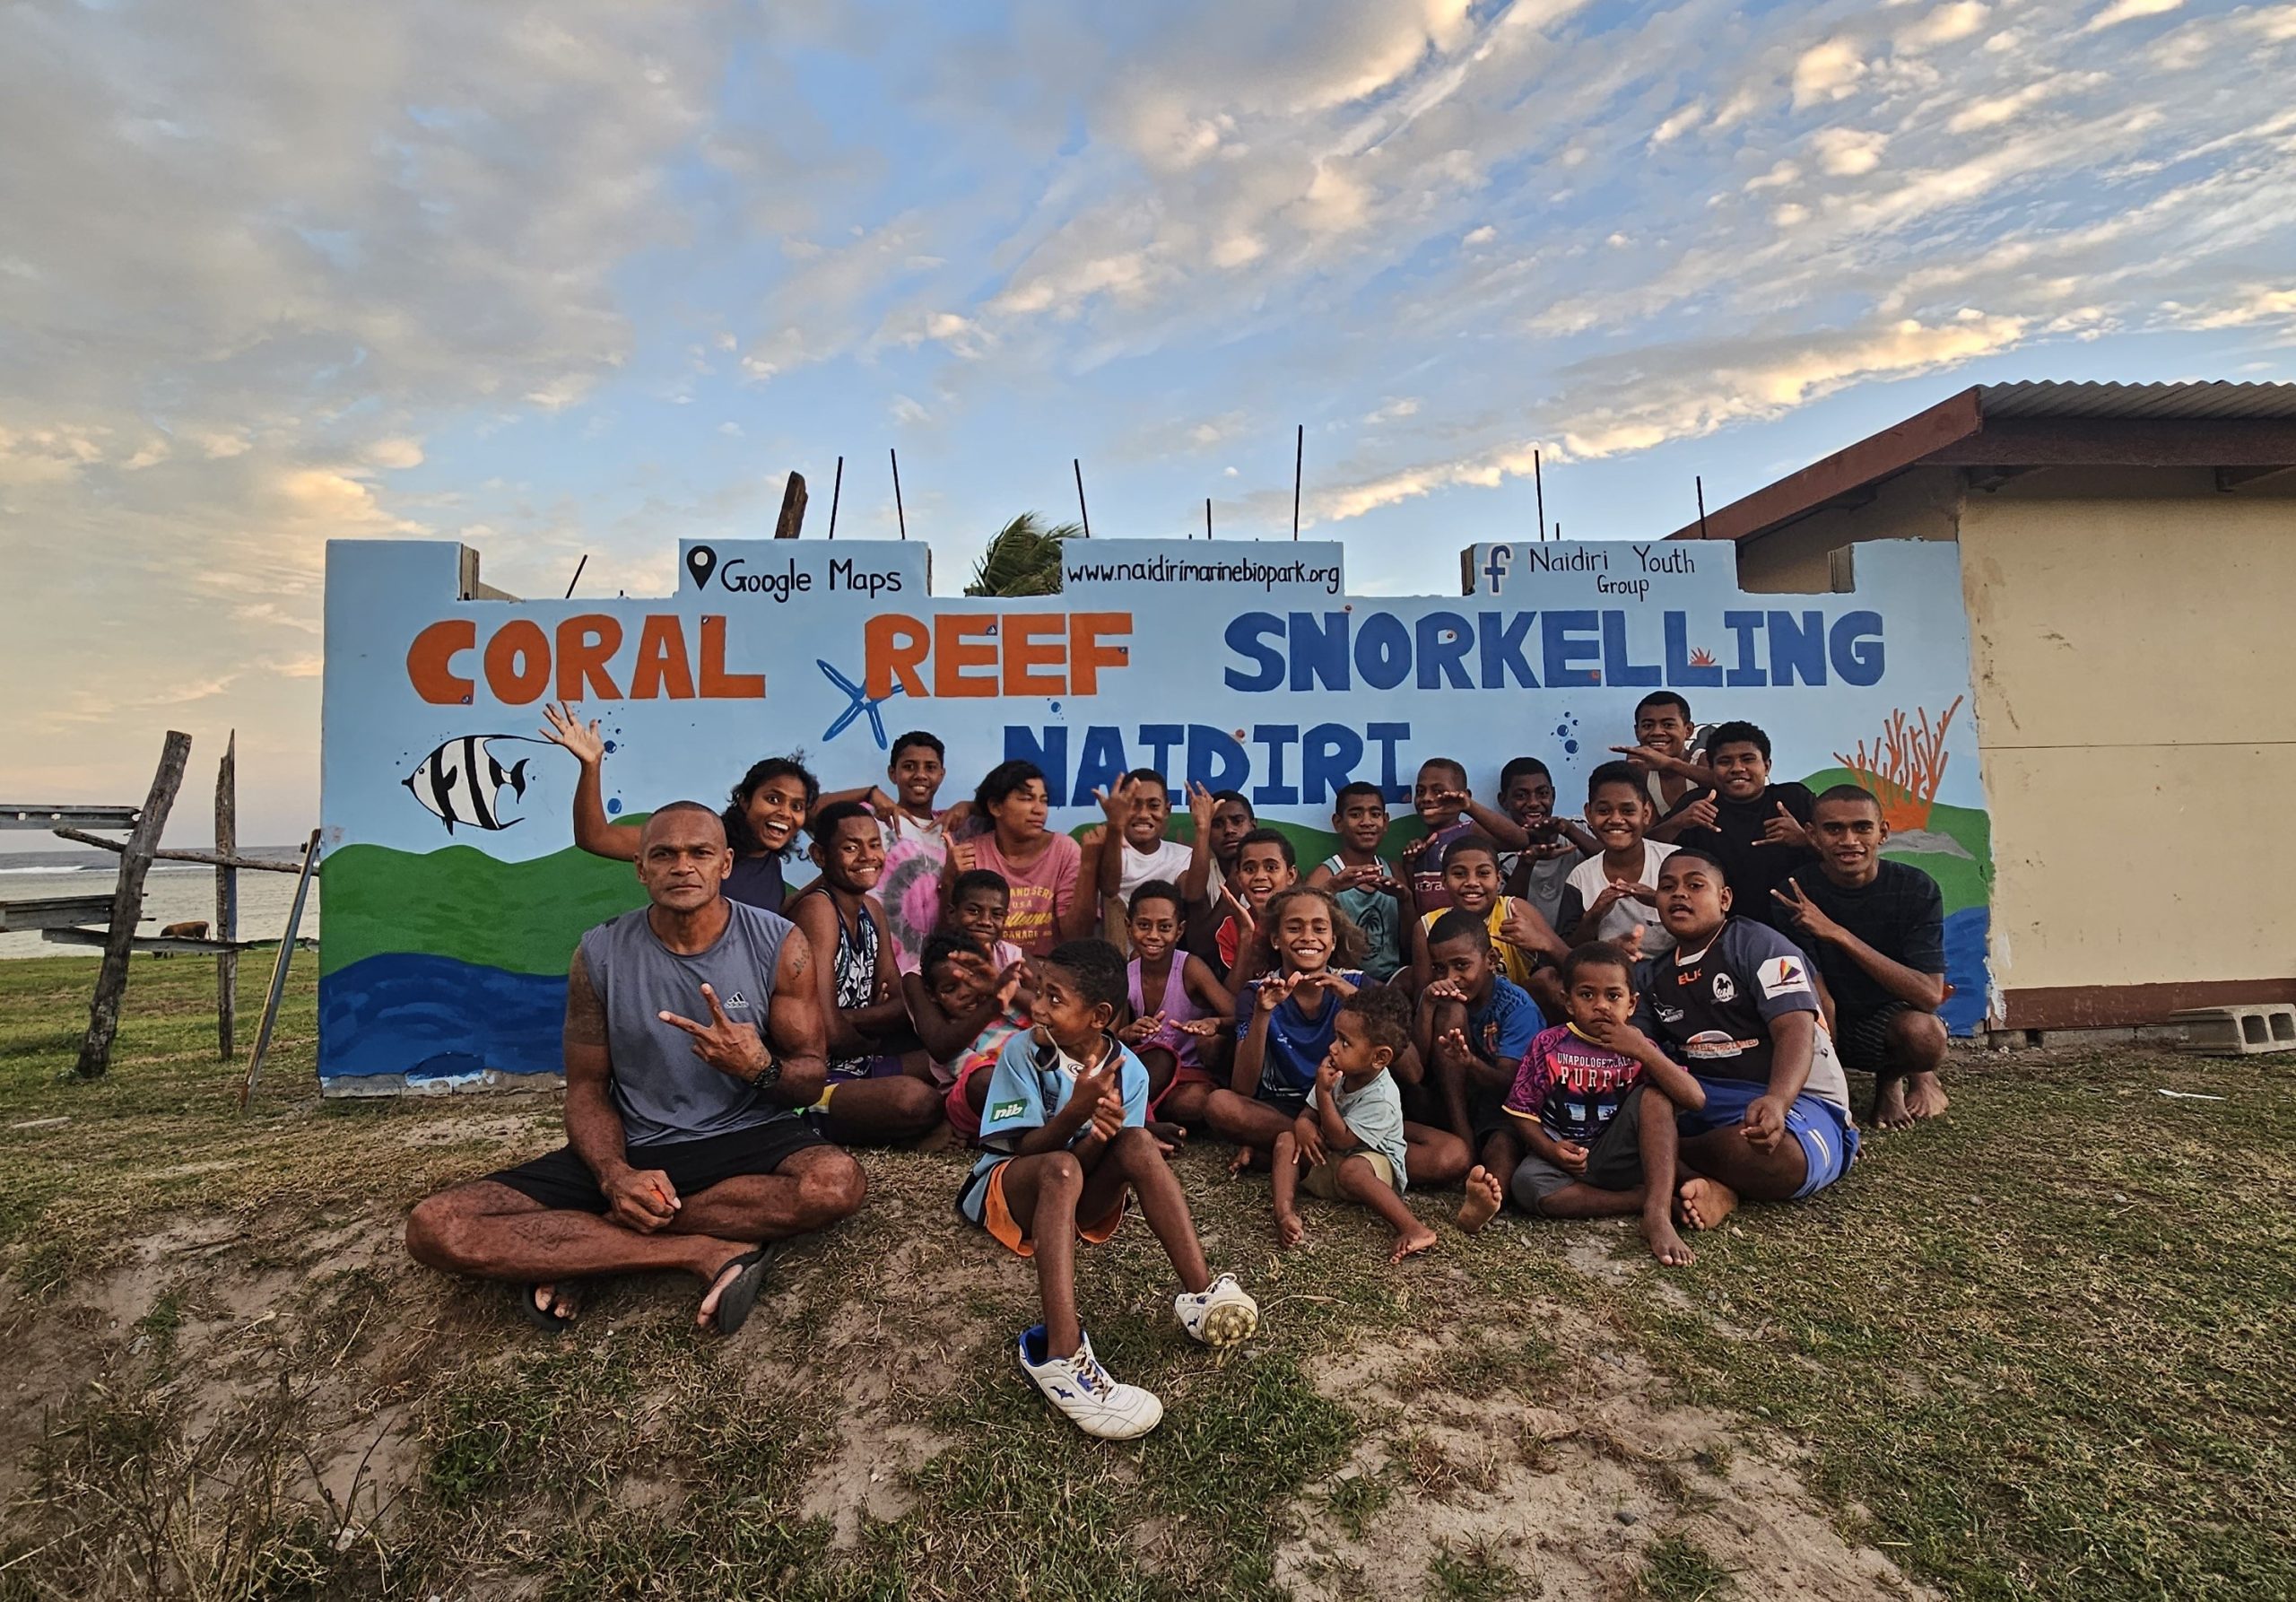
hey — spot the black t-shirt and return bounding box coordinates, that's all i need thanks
[1790,859,1944,1015]
[1633,919,1825,1091]
[1665,782,1814,931]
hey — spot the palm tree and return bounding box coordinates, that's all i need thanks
[965,513,1081,596]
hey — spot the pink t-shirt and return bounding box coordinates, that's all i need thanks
[970,831,1082,956]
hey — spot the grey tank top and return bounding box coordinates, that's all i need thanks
[578,899,796,1147]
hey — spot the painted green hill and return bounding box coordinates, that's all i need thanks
[321,841,648,979]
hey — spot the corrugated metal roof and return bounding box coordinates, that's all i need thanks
[1978,380,2296,421]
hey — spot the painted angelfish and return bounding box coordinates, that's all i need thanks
[404,736,534,833]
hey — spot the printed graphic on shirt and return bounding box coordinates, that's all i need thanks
[1757,953,1811,999]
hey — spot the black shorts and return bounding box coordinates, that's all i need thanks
[1509,1084,1649,1206]
[1469,1083,1518,1148]
[487,1119,828,1213]
[1835,1002,1914,1076]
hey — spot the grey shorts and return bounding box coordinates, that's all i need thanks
[1509,1084,1649,1209]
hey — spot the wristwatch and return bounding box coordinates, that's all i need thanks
[748,1046,781,1089]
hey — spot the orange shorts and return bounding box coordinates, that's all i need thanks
[981,1159,1127,1258]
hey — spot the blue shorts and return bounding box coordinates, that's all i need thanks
[1678,1080,1858,1197]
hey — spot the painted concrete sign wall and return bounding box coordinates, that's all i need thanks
[318,535,1990,1092]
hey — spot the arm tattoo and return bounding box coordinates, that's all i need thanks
[564,949,608,1048]
[782,941,811,980]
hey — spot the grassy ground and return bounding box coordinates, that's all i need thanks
[0,953,2290,1599]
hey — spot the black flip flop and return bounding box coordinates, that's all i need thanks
[510,1282,575,1334]
[703,1247,773,1336]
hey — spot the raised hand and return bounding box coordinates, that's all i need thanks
[1253,971,1298,1015]
[951,840,980,875]
[1610,742,1668,771]
[656,984,771,1083]
[1672,794,1719,832]
[1770,876,1844,944]
[1093,781,1135,829]
[1758,801,1810,848]
[539,701,605,764]
[1187,779,1218,833]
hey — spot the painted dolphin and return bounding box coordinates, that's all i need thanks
[404,736,533,833]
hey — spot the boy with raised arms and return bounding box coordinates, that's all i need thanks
[1557,762,1676,959]
[1655,720,1814,927]
[819,729,965,971]
[1307,780,1410,983]
[1119,879,1234,1121]
[1410,834,1566,1014]
[1613,692,1714,823]
[1498,756,1597,933]
[1474,941,1708,1267]
[1417,909,1544,1218]
[1636,847,1860,1232]
[957,938,1259,1440]
[1089,771,1216,951]
[1213,826,1299,984]
[1770,786,1951,1129]
[1400,757,1531,918]
[1270,986,1436,1263]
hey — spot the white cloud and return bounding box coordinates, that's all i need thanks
[366,436,425,470]
[1649,100,1706,147]
[2187,286,2296,329]
[1792,39,1866,108]
[2086,0,2182,31]
[1461,225,1497,247]
[1899,3,1990,52]
[1812,128,1890,177]
[891,394,932,427]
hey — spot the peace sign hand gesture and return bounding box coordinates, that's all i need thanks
[657,983,774,1084]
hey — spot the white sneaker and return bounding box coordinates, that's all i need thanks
[1017,1325,1164,1440]
[1174,1273,1259,1347]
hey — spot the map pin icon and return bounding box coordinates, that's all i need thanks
[685,544,718,591]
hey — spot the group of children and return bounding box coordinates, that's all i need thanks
[540,690,1947,1437]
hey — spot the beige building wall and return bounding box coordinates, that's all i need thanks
[1959,493,2296,1011]
[1733,468,1961,592]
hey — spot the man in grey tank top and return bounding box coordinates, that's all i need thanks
[406,803,867,1336]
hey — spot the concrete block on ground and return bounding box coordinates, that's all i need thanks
[2170,1004,2296,1057]
[2035,1026,2137,1048]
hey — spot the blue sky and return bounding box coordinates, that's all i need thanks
[4,0,2292,840]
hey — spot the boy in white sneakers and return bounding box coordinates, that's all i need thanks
[956,937,1259,1440]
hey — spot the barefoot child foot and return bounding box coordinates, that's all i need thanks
[1641,1212,1696,1267]
[1676,1176,1738,1232]
[1389,1220,1439,1263]
[1872,1075,1914,1130]
[1274,1208,1306,1249]
[1455,1164,1504,1234]
[1902,1070,1950,1121]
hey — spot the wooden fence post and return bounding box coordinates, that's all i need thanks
[215,731,238,1060]
[77,730,192,1079]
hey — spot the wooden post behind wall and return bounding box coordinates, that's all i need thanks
[215,731,238,1060]
[78,730,192,1079]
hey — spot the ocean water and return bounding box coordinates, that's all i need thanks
[0,847,321,959]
